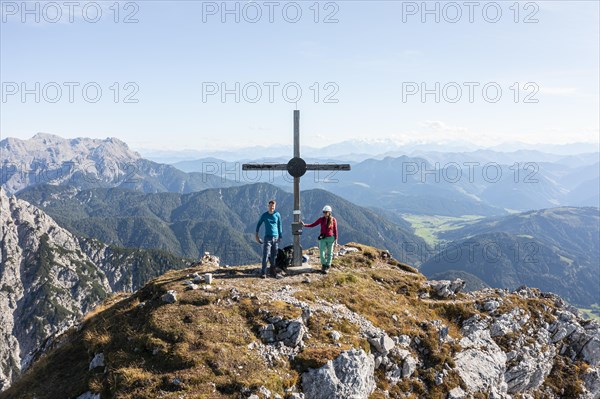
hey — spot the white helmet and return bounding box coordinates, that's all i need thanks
[322,205,332,212]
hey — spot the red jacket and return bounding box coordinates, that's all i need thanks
[305,216,338,240]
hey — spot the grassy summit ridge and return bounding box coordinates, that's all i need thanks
[2,244,594,399]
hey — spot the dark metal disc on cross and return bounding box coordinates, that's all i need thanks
[242,110,351,267]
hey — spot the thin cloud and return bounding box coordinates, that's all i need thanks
[539,87,578,96]
[420,121,467,133]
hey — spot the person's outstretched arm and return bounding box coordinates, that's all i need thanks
[303,217,321,228]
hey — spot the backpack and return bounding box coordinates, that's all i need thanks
[275,245,294,271]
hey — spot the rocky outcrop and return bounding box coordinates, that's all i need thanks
[301,349,375,399]
[448,288,600,398]
[259,316,306,348]
[550,310,600,366]
[76,392,101,399]
[454,315,509,396]
[581,368,600,399]
[423,278,466,298]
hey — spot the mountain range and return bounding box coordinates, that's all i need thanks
[15,182,600,307]
[142,139,599,163]
[0,133,239,195]
[420,207,600,307]
[16,183,429,267]
[2,134,598,216]
[173,153,599,216]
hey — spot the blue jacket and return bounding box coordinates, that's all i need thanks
[256,211,282,238]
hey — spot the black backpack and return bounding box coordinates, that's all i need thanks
[275,245,294,271]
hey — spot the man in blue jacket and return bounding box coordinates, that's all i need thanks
[255,199,283,278]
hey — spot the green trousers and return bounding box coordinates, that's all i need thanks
[319,236,335,267]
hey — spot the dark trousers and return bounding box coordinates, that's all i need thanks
[261,237,279,275]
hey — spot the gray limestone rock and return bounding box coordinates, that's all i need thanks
[395,335,411,347]
[260,324,276,343]
[260,317,306,348]
[385,364,403,386]
[276,320,306,348]
[505,339,555,393]
[454,316,508,395]
[490,308,530,337]
[161,290,177,304]
[330,331,342,341]
[484,300,500,312]
[426,279,466,298]
[368,333,395,355]
[258,386,272,397]
[581,367,600,399]
[447,387,466,399]
[89,353,105,370]
[76,392,101,399]
[301,349,375,399]
[550,315,600,366]
[402,355,418,378]
[579,332,600,367]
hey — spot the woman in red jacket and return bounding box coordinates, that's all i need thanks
[302,205,338,274]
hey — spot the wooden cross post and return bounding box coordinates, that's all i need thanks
[243,110,351,266]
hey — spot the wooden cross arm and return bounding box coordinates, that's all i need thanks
[242,163,351,172]
[306,164,351,171]
[242,164,288,170]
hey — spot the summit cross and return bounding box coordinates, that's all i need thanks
[242,110,351,267]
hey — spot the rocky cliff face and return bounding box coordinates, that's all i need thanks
[0,187,113,390]
[0,189,190,391]
[2,244,598,399]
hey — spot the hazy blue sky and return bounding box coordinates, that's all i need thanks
[1,1,599,151]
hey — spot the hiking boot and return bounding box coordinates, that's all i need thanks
[260,273,267,279]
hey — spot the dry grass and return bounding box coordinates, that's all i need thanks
[542,351,586,397]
